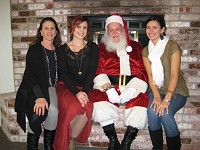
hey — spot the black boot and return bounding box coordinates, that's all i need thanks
[103,123,120,150]
[149,128,163,150]
[44,129,56,150]
[166,133,181,150]
[120,126,138,150]
[27,132,40,150]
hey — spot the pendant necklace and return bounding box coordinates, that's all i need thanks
[44,47,58,87]
[72,41,83,75]
[76,54,83,75]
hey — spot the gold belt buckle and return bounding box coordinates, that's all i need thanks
[119,74,126,87]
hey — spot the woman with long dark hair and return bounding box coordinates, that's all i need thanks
[142,16,189,150]
[15,17,61,150]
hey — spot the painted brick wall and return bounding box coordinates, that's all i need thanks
[11,0,200,95]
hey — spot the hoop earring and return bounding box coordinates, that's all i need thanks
[160,33,164,40]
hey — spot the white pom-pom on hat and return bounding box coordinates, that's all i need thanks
[126,46,132,52]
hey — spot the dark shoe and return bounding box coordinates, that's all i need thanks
[166,133,181,150]
[27,132,40,150]
[120,126,138,150]
[103,123,120,150]
[44,129,56,150]
[149,128,163,150]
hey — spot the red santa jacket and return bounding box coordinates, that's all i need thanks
[92,40,149,109]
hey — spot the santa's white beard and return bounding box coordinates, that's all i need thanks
[101,32,126,53]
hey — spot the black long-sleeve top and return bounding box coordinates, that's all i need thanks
[57,41,99,94]
[15,42,58,135]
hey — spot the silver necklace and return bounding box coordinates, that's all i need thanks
[44,47,58,87]
[72,41,84,75]
[74,52,83,75]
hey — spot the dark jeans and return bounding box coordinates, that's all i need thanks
[147,91,187,137]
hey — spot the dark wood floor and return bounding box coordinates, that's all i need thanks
[0,127,106,150]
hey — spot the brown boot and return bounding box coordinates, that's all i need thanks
[68,137,76,150]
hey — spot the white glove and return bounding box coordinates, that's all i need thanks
[120,88,140,104]
[119,85,126,93]
[106,88,120,104]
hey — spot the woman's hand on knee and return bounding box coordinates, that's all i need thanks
[76,91,89,107]
[156,100,170,116]
[151,97,162,112]
[34,98,49,116]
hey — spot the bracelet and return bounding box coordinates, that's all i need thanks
[167,90,174,94]
[167,90,176,99]
[104,85,114,92]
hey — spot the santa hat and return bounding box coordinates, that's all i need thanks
[105,14,132,52]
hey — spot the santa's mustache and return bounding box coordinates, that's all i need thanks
[112,34,120,38]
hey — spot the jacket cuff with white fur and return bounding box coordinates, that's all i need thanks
[126,77,148,93]
[93,74,111,91]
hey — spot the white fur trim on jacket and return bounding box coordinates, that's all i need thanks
[92,101,119,126]
[124,106,147,129]
[126,77,148,93]
[93,74,111,91]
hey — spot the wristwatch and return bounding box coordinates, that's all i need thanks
[104,85,114,92]
[165,99,170,103]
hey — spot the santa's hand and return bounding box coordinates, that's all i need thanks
[106,88,120,104]
[120,88,139,104]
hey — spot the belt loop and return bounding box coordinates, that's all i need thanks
[119,74,122,87]
[123,75,126,86]
[119,74,126,87]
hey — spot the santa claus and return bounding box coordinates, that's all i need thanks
[91,14,149,150]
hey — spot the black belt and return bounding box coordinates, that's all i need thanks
[108,75,135,85]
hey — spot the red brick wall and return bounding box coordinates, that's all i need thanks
[10,0,200,95]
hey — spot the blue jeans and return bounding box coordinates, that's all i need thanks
[147,91,187,137]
